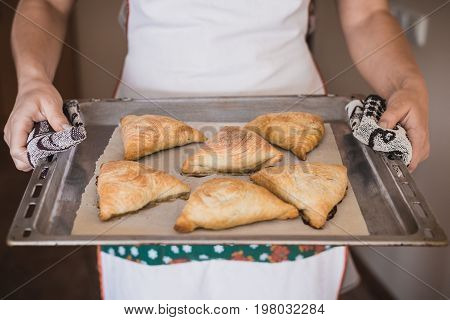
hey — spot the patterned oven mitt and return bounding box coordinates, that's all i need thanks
[345,95,412,166]
[27,99,87,168]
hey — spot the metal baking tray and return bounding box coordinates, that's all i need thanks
[7,95,447,246]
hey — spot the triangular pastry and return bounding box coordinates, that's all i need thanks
[245,112,324,160]
[250,163,348,229]
[174,178,298,232]
[98,160,190,221]
[120,115,206,160]
[181,126,283,176]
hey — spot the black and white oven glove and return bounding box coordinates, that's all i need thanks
[345,95,412,166]
[26,99,87,168]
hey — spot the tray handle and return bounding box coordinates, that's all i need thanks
[383,156,447,243]
[7,155,58,243]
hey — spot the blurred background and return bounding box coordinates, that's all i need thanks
[0,0,449,299]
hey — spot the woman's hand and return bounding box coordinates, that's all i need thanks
[379,79,430,172]
[3,78,69,171]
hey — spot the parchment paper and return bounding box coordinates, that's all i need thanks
[71,123,369,236]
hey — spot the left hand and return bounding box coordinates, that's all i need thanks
[378,83,430,172]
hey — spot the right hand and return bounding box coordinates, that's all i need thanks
[3,78,69,171]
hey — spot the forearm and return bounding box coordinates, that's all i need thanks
[5,0,74,171]
[338,0,429,171]
[12,0,74,90]
[338,3,426,99]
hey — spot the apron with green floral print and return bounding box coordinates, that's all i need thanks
[101,244,332,265]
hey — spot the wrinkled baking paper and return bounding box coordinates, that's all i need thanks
[72,123,369,237]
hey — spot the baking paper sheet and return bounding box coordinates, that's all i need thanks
[71,123,369,237]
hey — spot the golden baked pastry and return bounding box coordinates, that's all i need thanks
[98,160,190,221]
[181,126,283,176]
[250,163,348,228]
[245,112,325,160]
[174,178,298,232]
[120,115,206,160]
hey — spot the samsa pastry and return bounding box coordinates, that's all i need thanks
[120,115,206,160]
[181,126,283,176]
[97,160,190,221]
[245,112,324,160]
[174,178,298,232]
[250,163,348,229]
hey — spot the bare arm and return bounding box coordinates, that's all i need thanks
[4,0,75,171]
[338,0,429,171]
